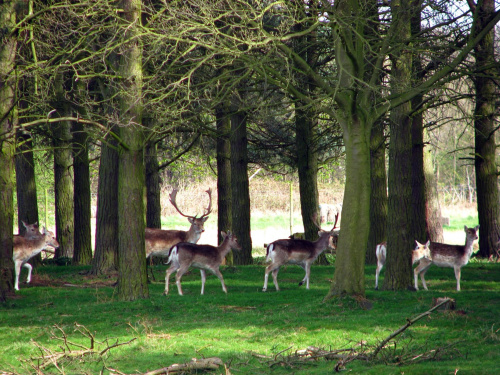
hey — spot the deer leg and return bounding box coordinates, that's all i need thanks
[271,268,280,291]
[263,264,278,292]
[14,261,23,291]
[375,261,383,290]
[414,259,432,290]
[175,265,190,296]
[164,263,179,295]
[454,266,461,291]
[200,269,206,295]
[24,263,33,284]
[213,268,227,294]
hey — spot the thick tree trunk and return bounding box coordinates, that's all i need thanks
[0,0,17,299]
[472,0,500,258]
[90,137,119,275]
[366,120,387,264]
[72,122,92,265]
[384,0,416,290]
[230,110,253,265]
[216,104,232,264]
[326,119,371,297]
[116,0,148,300]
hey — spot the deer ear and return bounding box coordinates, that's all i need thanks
[221,231,227,238]
[22,220,28,228]
[464,225,468,231]
[415,240,421,247]
[188,217,195,224]
[202,217,209,223]
[426,240,430,246]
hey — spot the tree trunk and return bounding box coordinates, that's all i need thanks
[216,104,232,264]
[471,0,500,258]
[0,0,17,299]
[326,118,371,297]
[366,120,387,264]
[116,0,148,300]
[230,110,253,265]
[52,73,75,259]
[72,121,92,265]
[424,129,443,242]
[90,136,119,275]
[144,116,162,229]
[384,0,414,290]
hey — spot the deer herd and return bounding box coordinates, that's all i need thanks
[13,189,481,294]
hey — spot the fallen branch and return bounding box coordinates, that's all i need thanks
[136,357,224,375]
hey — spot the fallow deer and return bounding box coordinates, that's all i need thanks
[164,231,241,295]
[414,225,479,291]
[145,188,212,267]
[13,227,59,290]
[262,214,339,292]
[375,240,431,290]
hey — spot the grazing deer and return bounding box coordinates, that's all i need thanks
[164,231,241,296]
[375,240,431,290]
[145,188,212,271]
[414,225,479,291]
[13,227,59,290]
[262,214,339,292]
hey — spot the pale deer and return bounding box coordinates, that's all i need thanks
[164,231,241,296]
[145,188,212,265]
[375,240,431,290]
[262,214,339,292]
[19,221,41,239]
[414,225,479,291]
[13,227,59,290]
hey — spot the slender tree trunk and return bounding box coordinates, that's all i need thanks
[366,120,387,264]
[216,104,232,264]
[230,110,253,265]
[424,129,444,242]
[90,136,119,275]
[0,0,17,299]
[471,0,500,258]
[52,72,74,259]
[116,0,148,300]
[144,116,161,229]
[72,122,92,265]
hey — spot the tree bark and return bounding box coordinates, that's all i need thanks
[230,110,253,265]
[52,72,75,259]
[90,136,119,275]
[72,121,92,265]
[116,0,148,300]
[424,129,444,243]
[384,0,415,290]
[0,0,17,299]
[144,116,162,229]
[216,104,232,264]
[471,0,500,258]
[366,120,387,264]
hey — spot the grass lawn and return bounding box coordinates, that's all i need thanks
[1,260,499,375]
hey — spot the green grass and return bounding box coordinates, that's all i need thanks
[1,262,499,374]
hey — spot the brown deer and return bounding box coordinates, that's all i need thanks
[13,227,59,290]
[164,231,241,296]
[414,225,479,291]
[375,240,431,290]
[262,214,339,292]
[145,188,212,261]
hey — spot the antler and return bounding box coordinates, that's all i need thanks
[169,189,194,218]
[169,188,212,219]
[331,212,339,230]
[200,188,213,218]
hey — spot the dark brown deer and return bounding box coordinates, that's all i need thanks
[164,231,241,295]
[375,240,432,290]
[145,188,212,260]
[414,225,479,291]
[262,214,339,291]
[13,227,59,290]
